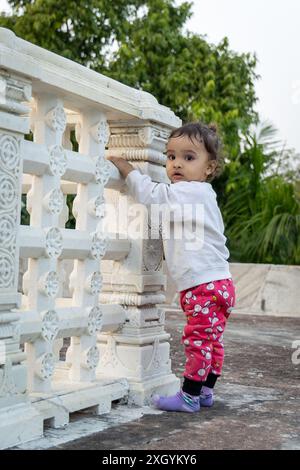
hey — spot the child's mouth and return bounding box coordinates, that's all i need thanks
[173,173,184,180]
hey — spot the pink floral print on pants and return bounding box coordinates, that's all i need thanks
[180,278,236,382]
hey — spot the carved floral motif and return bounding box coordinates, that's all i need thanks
[85,345,100,370]
[39,271,60,298]
[46,105,67,133]
[95,157,111,186]
[85,271,103,295]
[41,309,59,342]
[0,134,20,172]
[87,305,103,336]
[0,249,14,288]
[48,144,67,177]
[90,120,110,145]
[45,227,63,258]
[43,188,64,215]
[36,352,55,380]
[90,232,108,260]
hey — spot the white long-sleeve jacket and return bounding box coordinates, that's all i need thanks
[125,169,231,292]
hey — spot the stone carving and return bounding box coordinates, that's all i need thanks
[85,345,100,370]
[0,134,20,172]
[43,188,64,215]
[35,352,55,380]
[0,74,31,115]
[46,105,67,133]
[48,144,67,177]
[0,358,17,397]
[159,309,165,325]
[125,306,164,328]
[0,323,15,340]
[0,249,14,288]
[41,309,59,342]
[126,310,140,328]
[146,338,162,371]
[95,157,111,186]
[138,127,155,145]
[87,305,103,335]
[90,120,110,145]
[0,173,18,210]
[143,239,163,272]
[94,194,106,219]
[98,336,119,369]
[45,227,63,258]
[85,271,102,295]
[99,291,166,306]
[38,271,60,298]
[0,214,15,248]
[143,220,163,272]
[0,163,17,286]
[87,194,105,219]
[108,125,169,164]
[90,232,108,260]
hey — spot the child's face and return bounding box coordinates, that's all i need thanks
[165,135,216,183]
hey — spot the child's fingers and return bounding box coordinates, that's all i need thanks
[107,156,120,166]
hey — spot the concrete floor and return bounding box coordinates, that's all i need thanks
[47,311,300,451]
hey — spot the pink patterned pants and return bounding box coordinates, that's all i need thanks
[180,278,236,382]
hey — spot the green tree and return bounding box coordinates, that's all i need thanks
[222,122,300,265]
[105,5,258,158]
[1,0,146,67]
[1,0,258,156]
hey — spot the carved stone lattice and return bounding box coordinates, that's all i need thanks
[90,120,110,145]
[45,227,63,258]
[85,346,100,370]
[143,220,163,272]
[38,271,60,298]
[0,135,20,172]
[85,271,103,295]
[41,309,59,342]
[48,144,67,177]
[46,105,67,133]
[35,352,55,380]
[95,157,111,186]
[43,188,64,215]
[87,306,103,336]
[90,232,108,260]
[0,359,17,398]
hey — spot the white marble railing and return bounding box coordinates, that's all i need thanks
[0,27,180,448]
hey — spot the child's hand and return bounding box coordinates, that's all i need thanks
[107,156,134,179]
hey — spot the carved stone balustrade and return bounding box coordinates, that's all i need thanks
[0,27,181,448]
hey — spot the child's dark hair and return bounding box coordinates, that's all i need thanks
[168,122,224,182]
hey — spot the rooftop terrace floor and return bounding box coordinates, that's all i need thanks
[15,311,299,450]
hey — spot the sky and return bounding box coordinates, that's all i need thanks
[0,0,299,153]
[183,0,300,154]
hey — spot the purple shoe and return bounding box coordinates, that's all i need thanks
[200,390,214,407]
[152,391,200,413]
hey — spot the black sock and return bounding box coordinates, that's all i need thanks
[202,373,219,389]
[182,377,203,396]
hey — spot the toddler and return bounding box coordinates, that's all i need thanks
[108,122,236,413]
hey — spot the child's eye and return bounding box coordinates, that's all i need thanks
[167,155,175,160]
[185,155,194,161]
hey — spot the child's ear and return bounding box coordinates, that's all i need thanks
[206,161,217,176]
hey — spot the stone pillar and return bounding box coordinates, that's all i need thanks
[0,71,41,448]
[66,111,111,383]
[97,121,180,405]
[23,94,67,393]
